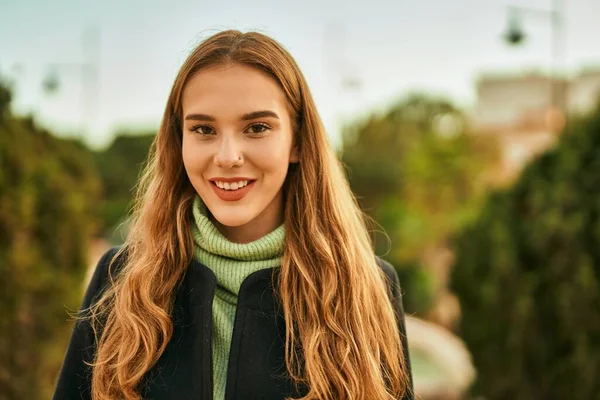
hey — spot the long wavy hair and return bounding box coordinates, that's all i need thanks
[83,30,410,399]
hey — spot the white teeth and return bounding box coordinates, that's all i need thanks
[214,180,250,190]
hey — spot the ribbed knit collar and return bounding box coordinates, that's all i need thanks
[191,196,285,297]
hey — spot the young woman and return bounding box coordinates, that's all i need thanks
[53,30,414,400]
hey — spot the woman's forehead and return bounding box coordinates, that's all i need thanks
[181,64,290,120]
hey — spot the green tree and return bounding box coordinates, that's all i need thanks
[342,94,496,314]
[93,131,154,238]
[451,104,600,399]
[0,83,101,399]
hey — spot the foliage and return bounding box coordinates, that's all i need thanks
[451,104,600,399]
[0,83,101,399]
[92,132,154,238]
[342,94,497,314]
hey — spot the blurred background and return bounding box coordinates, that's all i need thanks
[1,0,599,399]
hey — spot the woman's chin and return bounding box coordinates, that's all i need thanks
[209,209,255,228]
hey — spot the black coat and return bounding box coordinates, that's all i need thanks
[53,247,415,400]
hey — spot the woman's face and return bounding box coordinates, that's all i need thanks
[181,63,298,242]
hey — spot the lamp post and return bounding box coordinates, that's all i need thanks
[43,26,100,141]
[11,26,102,142]
[503,0,566,131]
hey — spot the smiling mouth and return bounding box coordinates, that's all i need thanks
[209,179,257,202]
[210,180,257,191]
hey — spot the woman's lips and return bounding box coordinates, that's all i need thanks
[210,180,256,201]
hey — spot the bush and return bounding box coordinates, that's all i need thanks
[342,94,495,315]
[451,106,600,399]
[0,83,101,399]
[92,132,154,236]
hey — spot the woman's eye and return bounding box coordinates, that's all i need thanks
[191,125,215,135]
[246,123,270,134]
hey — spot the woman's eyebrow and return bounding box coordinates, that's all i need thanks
[184,110,280,122]
[184,113,215,121]
[240,110,279,120]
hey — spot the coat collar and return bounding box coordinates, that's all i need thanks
[186,258,281,313]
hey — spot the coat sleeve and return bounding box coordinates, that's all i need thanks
[377,257,416,400]
[52,247,121,400]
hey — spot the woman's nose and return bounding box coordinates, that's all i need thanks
[214,137,244,168]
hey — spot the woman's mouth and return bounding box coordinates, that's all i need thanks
[209,179,256,202]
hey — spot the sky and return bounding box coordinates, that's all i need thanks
[1,0,600,148]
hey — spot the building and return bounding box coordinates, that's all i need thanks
[473,68,600,183]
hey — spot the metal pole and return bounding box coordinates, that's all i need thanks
[553,0,568,133]
[552,0,565,114]
[504,2,567,131]
[81,26,100,142]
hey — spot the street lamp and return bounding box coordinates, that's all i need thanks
[504,8,526,45]
[502,0,566,131]
[10,26,100,142]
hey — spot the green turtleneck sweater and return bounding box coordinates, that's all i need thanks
[191,196,285,400]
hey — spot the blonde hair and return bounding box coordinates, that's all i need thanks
[83,30,410,399]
